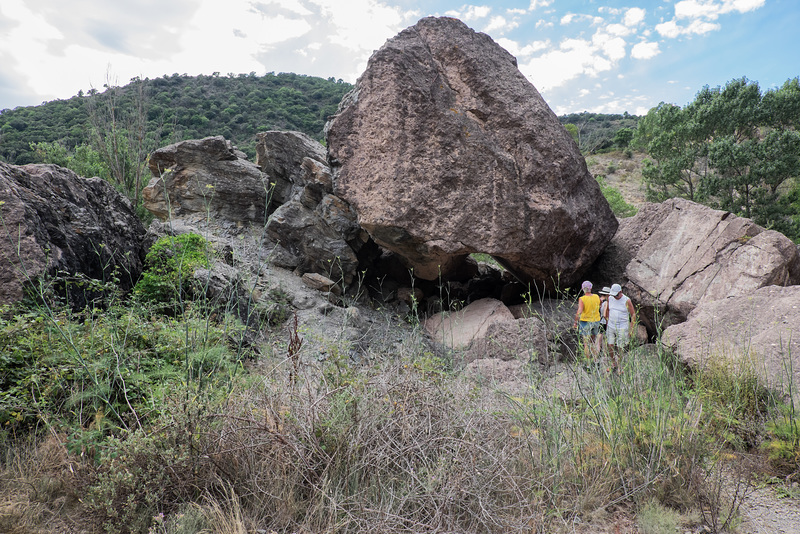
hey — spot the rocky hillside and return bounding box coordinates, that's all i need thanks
[1,15,800,534]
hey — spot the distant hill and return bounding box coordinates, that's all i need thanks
[558,111,640,153]
[0,72,638,165]
[0,72,353,164]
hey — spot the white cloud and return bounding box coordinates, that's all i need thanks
[560,13,603,26]
[656,18,720,37]
[631,41,660,59]
[624,7,646,26]
[535,19,553,29]
[730,0,767,12]
[519,32,624,91]
[655,20,680,37]
[446,4,491,21]
[675,0,723,20]
[517,5,655,94]
[484,15,518,34]
[598,7,622,16]
[496,37,550,58]
[310,0,410,52]
[658,0,763,38]
[675,0,765,20]
[0,0,415,108]
[685,18,720,34]
[529,0,553,9]
[605,23,634,37]
[593,32,626,61]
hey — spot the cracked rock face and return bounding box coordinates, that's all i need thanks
[0,162,147,307]
[144,136,270,223]
[663,285,800,397]
[618,198,800,330]
[326,16,617,287]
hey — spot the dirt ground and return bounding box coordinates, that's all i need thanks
[585,150,648,208]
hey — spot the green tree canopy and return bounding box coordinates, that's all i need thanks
[635,76,800,240]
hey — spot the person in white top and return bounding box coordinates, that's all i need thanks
[603,283,636,374]
[595,286,611,355]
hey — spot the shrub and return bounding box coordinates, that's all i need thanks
[134,233,211,312]
[762,402,800,474]
[0,302,245,434]
[596,175,638,218]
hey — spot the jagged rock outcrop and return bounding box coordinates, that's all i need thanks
[594,198,800,332]
[141,134,369,287]
[143,136,270,223]
[255,130,328,209]
[663,285,800,396]
[0,162,146,306]
[256,131,371,286]
[326,16,617,286]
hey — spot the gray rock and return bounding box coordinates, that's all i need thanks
[256,131,365,287]
[464,316,548,364]
[143,136,270,223]
[326,16,617,287]
[255,130,328,208]
[266,200,359,285]
[0,162,146,307]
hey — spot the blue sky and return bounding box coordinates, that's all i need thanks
[0,0,797,115]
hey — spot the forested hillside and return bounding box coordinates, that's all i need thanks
[0,72,352,165]
[558,111,640,154]
[0,73,638,167]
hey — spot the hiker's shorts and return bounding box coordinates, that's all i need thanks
[606,326,629,348]
[579,320,601,337]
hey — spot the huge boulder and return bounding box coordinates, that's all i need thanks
[326,16,617,286]
[0,162,146,307]
[594,198,800,332]
[143,136,270,223]
[663,285,800,396]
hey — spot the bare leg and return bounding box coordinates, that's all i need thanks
[607,342,618,372]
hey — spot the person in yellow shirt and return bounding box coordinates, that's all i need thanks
[573,280,601,360]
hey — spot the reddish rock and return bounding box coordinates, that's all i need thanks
[605,199,800,331]
[326,17,617,287]
[424,297,516,350]
[663,285,800,396]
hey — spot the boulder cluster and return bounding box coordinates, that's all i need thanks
[1,16,799,394]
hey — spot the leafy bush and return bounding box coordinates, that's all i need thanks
[692,356,773,450]
[596,175,638,218]
[134,233,211,312]
[762,402,800,474]
[0,302,244,434]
